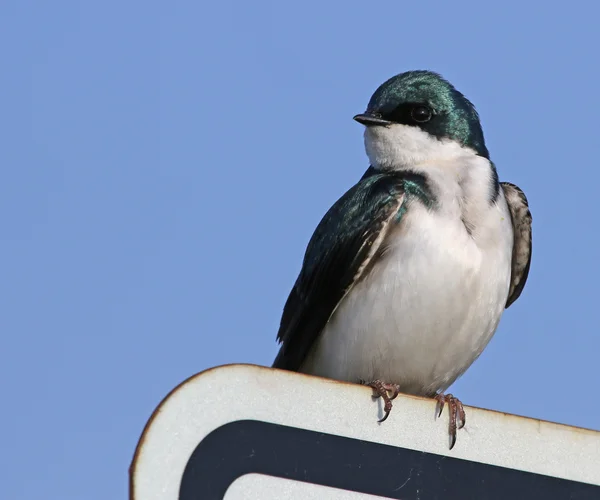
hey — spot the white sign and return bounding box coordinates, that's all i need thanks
[130,364,600,499]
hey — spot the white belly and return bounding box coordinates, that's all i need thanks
[300,202,513,396]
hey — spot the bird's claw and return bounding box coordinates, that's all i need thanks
[366,383,466,449]
[368,380,401,422]
[435,393,466,449]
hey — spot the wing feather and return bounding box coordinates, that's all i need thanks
[501,182,532,308]
[273,172,407,371]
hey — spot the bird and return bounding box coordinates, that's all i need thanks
[272,70,532,449]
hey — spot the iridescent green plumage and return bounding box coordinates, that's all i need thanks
[366,70,489,159]
[273,69,533,449]
[273,169,433,370]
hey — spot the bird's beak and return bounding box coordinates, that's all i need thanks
[353,113,392,126]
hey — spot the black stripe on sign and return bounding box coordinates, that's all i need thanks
[179,419,599,500]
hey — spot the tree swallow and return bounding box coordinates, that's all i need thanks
[272,70,532,449]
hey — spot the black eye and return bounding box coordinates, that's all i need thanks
[410,105,432,123]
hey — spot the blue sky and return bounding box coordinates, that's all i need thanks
[2,1,599,498]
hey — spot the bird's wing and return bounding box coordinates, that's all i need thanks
[273,171,411,371]
[501,182,532,308]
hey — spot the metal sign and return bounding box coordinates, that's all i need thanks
[130,364,600,499]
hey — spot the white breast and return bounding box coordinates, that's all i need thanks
[300,143,514,396]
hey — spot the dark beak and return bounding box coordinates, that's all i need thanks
[353,113,392,126]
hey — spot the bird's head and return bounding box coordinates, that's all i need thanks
[354,70,489,170]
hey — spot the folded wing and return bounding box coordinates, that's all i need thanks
[501,182,533,308]
[273,172,408,371]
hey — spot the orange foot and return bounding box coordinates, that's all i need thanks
[435,393,466,449]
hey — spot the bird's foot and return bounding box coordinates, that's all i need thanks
[435,393,466,450]
[367,380,401,422]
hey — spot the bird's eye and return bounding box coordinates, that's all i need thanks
[410,105,432,123]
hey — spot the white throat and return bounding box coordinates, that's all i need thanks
[364,123,499,236]
[364,123,473,170]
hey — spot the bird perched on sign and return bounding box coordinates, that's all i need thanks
[272,70,532,449]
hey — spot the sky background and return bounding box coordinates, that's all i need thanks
[2,1,599,498]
